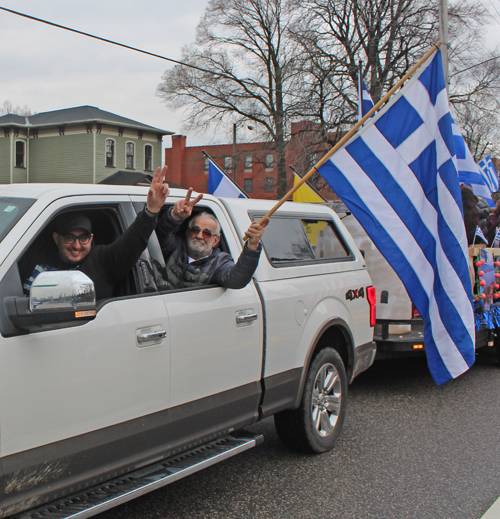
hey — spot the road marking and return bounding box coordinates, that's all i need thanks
[481,495,500,519]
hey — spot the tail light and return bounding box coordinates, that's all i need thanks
[366,285,376,327]
[412,303,421,318]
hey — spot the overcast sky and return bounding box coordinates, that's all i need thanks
[2,0,500,161]
[0,0,212,152]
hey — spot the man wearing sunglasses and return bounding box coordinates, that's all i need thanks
[157,188,269,289]
[23,166,170,300]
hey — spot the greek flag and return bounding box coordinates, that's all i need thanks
[207,159,247,198]
[493,226,500,248]
[477,155,499,194]
[357,74,375,122]
[474,225,487,245]
[454,125,495,208]
[318,49,475,385]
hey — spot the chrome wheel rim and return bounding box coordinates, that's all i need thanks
[311,362,341,437]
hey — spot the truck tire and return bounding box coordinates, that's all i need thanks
[274,347,347,454]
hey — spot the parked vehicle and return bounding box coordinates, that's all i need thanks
[0,184,376,518]
[338,206,500,363]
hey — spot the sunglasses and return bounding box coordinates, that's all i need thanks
[62,233,92,245]
[189,226,218,239]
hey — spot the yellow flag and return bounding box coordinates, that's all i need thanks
[292,174,325,203]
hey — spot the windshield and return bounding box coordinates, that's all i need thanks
[0,197,35,243]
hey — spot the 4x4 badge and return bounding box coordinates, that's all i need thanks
[345,287,365,301]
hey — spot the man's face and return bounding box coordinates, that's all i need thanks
[53,228,93,265]
[186,216,220,260]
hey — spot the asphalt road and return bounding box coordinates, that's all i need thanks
[97,348,500,519]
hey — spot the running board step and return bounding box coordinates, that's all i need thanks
[12,432,264,519]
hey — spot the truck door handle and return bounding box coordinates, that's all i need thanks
[236,313,258,324]
[137,330,167,344]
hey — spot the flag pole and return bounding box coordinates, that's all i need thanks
[250,42,442,232]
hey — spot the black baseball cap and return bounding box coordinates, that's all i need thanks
[54,214,92,235]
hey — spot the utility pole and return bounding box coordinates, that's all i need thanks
[232,123,237,183]
[439,0,449,89]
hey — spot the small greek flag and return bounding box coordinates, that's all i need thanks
[477,155,499,194]
[455,126,495,208]
[207,159,247,198]
[493,226,500,248]
[474,225,487,245]
[357,73,375,122]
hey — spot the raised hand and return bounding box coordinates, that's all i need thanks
[245,217,270,250]
[171,187,203,221]
[147,166,170,213]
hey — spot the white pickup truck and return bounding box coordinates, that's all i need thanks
[0,184,376,518]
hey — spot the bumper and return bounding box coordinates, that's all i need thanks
[374,319,426,359]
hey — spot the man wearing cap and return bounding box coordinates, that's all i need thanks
[156,187,269,289]
[23,166,169,300]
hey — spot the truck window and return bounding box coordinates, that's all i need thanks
[17,207,141,302]
[302,219,350,259]
[260,216,351,265]
[0,197,35,243]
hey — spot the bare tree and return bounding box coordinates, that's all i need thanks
[158,0,304,198]
[447,1,500,159]
[158,0,500,196]
[1,100,34,116]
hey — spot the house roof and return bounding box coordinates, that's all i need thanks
[99,171,153,186]
[99,171,187,188]
[0,105,173,134]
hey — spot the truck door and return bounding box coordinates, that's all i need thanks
[0,196,171,509]
[142,198,264,443]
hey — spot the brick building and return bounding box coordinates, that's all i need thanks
[164,121,339,200]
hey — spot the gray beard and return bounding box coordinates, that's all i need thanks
[187,238,212,260]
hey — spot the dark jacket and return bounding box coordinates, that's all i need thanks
[157,209,261,289]
[23,209,157,301]
[477,197,491,235]
[485,212,500,246]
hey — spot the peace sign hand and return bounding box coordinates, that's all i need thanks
[171,187,203,221]
[147,166,170,214]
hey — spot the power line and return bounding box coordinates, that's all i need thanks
[451,54,500,76]
[0,6,267,91]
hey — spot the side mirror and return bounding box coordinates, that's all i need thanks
[6,271,96,333]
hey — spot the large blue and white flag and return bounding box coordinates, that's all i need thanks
[477,155,499,195]
[454,124,495,208]
[357,74,375,122]
[207,159,247,198]
[319,49,475,385]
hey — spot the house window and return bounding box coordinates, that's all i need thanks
[265,153,274,169]
[204,157,209,174]
[144,145,153,171]
[244,178,253,192]
[244,155,253,169]
[105,139,115,167]
[224,156,233,172]
[265,177,274,192]
[308,152,318,168]
[15,141,25,168]
[126,142,135,169]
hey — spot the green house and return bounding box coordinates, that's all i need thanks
[0,106,173,184]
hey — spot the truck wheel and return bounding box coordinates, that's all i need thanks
[274,347,347,454]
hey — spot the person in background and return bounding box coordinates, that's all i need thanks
[461,185,487,246]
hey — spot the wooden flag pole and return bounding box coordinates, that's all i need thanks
[249,41,442,234]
